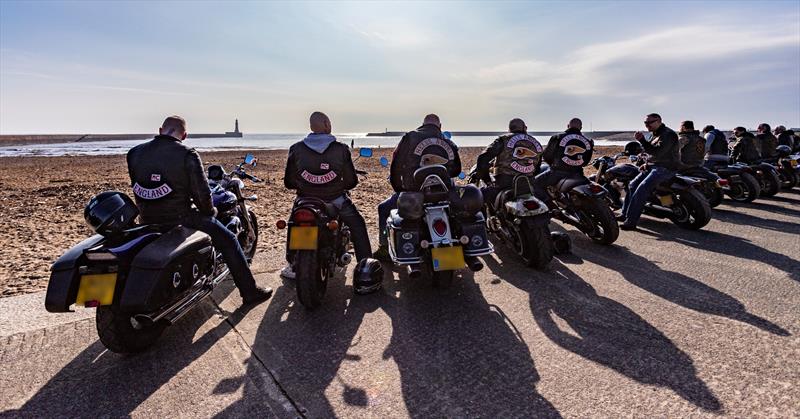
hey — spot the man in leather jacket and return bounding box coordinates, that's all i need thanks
[533,118,593,207]
[678,120,705,168]
[701,125,730,168]
[373,114,461,260]
[283,112,372,265]
[619,113,680,231]
[474,118,543,211]
[775,125,795,149]
[730,127,761,164]
[127,116,272,306]
[756,123,778,159]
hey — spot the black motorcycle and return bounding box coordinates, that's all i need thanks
[742,161,781,197]
[592,152,712,230]
[677,166,725,208]
[770,145,799,189]
[704,162,761,203]
[45,154,262,353]
[538,163,619,245]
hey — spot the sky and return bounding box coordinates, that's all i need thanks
[1,0,799,134]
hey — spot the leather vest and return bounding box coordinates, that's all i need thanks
[756,133,778,158]
[494,133,544,177]
[679,131,705,167]
[707,130,729,157]
[551,131,594,171]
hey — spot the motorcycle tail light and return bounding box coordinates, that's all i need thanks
[432,219,447,237]
[292,209,316,223]
[523,200,540,210]
[717,179,728,186]
[85,300,100,308]
[276,220,287,229]
[588,184,604,194]
[327,220,339,231]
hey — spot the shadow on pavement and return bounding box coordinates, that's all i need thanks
[712,208,800,233]
[485,248,723,412]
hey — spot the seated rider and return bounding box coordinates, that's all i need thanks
[755,123,778,160]
[677,120,705,169]
[126,115,272,306]
[533,118,594,207]
[282,112,375,288]
[730,126,761,164]
[373,114,461,260]
[474,118,544,211]
[701,125,729,169]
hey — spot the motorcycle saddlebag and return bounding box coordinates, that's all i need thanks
[46,234,105,312]
[388,210,422,264]
[459,213,493,257]
[118,226,213,313]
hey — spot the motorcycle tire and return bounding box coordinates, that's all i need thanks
[513,222,553,270]
[295,250,326,310]
[96,305,166,354]
[761,169,781,197]
[578,198,619,245]
[242,210,259,261]
[726,172,760,203]
[779,168,798,190]
[671,188,712,230]
[708,186,724,208]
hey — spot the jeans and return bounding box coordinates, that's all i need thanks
[334,197,372,261]
[185,213,257,297]
[377,193,399,246]
[533,169,576,205]
[620,166,676,226]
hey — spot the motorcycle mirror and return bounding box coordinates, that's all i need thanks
[359,148,374,158]
[458,172,466,180]
[443,131,452,140]
[244,154,256,165]
[379,156,389,167]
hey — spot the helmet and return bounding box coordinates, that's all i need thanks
[550,231,572,255]
[776,145,792,158]
[353,258,384,295]
[207,165,225,181]
[449,184,483,217]
[624,141,644,156]
[84,191,138,235]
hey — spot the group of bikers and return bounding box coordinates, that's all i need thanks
[127,113,798,305]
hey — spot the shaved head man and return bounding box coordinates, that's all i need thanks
[159,115,187,140]
[310,111,332,134]
[423,113,441,128]
[568,118,582,130]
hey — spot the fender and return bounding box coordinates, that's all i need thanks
[570,183,607,198]
[46,234,105,312]
[669,175,701,191]
[756,162,779,175]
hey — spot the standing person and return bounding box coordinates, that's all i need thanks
[373,114,461,260]
[127,115,272,306]
[281,112,378,291]
[701,125,730,168]
[730,126,761,164]
[755,123,778,159]
[474,118,544,210]
[618,113,680,231]
[533,118,594,207]
[677,120,705,168]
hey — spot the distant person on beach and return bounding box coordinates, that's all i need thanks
[474,118,544,209]
[701,125,730,168]
[126,115,272,306]
[677,120,705,168]
[373,114,461,260]
[533,118,593,208]
[281,111,372,278]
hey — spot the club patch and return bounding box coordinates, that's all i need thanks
[413,137,455,161]
[151,174,161,181]
[507,134,543,153]
[559,133,593,166]
[320,163,329,170]
[301,170,337,184]
[133,183,173,200]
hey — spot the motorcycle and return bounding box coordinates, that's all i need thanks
[591,152,712,230]
[705,162,761,203]
[769,145,798,189]
[45,154,262,353]
[677,166,725,208]
[538,163,619,245]
[742,161,781,197]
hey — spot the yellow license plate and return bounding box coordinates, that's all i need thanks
[289,226,318,250]
[791,160,798,168]
[658,194,674,206]
[431,246,465,272]
[76,273,117,306]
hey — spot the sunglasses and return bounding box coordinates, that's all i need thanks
[643,120,658,125]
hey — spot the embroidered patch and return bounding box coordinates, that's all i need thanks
[507,134,543,153]
[420,153,449,167]
[320,163,330,170]
[301,170,337,184]
[511,161,537,173]
[413,137,455,160]
[151,174,161,181]
[133,183,173,200]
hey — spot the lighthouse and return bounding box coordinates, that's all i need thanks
[225,118,243,137]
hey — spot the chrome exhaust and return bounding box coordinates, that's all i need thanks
[465,256,483,272]
[407,264,422,279]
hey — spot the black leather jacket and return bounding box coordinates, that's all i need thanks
[476,130,543,183]
[640,124,680,170]
[756,132,778,159]
[542,127,594,173]
[126,135,214,225]
[678,130,705,168]
[390,124,461,192]
[284,139,357,201]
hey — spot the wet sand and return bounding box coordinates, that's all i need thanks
[0,146,621,297]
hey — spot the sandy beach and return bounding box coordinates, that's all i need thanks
[0,145,622,297]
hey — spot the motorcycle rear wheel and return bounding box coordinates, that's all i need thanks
[760,169,781,197]
[671,188,711,230]
[578,198,619,245]
[295,250,326,310]
[778,168,798,190]
[513,221,553,270]
[708,186,724,208]
[726,173,760,203]
[96,306,166,354]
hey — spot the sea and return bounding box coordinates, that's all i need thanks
[0,133,627,157]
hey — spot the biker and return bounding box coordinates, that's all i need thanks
[677,120,705,168]
[474,118,543,211]
[126,116,273,306]
[775,125,795,149]
[618,113,680,231]
[755,123,778,160]
[730,126,761,164]
[282,112,378,291]
[373,114,461,261]
[701,125,730,169]
[533,118,593,207]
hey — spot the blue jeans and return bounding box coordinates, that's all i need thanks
[621,166,675,226]
[334,197,372,261]
[185,213,257,297]
[377,193,399,246]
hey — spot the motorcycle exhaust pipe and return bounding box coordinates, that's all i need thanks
[465,256,484,272]
[339,252,353,266]
[407,264,422,279]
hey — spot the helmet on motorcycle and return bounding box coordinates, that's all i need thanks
[84,191,139,236]
[550,231,572,255]
[207,165,225,181]
[624,141,644,156]
[776,145,792,158]
[353,258,384,295]
[449,184,484,217]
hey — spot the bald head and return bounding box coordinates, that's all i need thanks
[309,111,332,134]
[160,115,187,140]
[509,118,526,133]
[568,118,582,130]
[423,114,441,128]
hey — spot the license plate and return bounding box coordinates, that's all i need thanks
[289,226,318,250]
[658,194,674,206]
[791,160,798,168]
[431,246,465,272]
[76,273,117,306]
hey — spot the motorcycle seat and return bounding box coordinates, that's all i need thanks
[555,176,590,192]
[679,166,716,179]
[131,226,212,270]
[294,197,338,217]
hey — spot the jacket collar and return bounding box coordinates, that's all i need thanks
[565,127,581,134]
[155,134,181,142]
[416,123,442,135]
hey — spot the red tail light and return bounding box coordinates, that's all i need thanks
[432,219,447,236]
[718,179,728,186]
[589,184,604,194]
[292,209,316,223]
[276,220,287,229]
[523,200,540,210]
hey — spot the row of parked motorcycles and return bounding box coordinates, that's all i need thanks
[46,139,800,353]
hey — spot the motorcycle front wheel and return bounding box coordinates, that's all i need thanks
[726,172,760,203]
[295,250,326,310]
[671,188,711,230]
[778,168,798,189]
[577,197,619,245]
[512,220,553,270]
[96,305,166,354]
[760,169,781,197]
